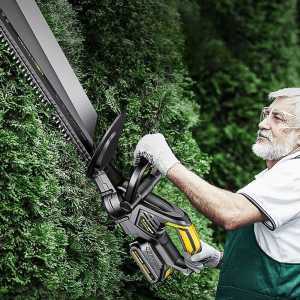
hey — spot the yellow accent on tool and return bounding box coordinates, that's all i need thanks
[131,249,154,283]
[166,222,201,255]
[164,267,174,279]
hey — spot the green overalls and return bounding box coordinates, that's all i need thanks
[215,224,300,299]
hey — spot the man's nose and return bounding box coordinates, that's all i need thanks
[258,116,271,130]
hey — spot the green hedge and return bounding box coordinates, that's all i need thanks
[1,0,217,299]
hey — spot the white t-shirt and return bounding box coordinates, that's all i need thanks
[237,151,300,263]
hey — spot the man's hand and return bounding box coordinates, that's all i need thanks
[133,133,179,176]
[184,241,223,273]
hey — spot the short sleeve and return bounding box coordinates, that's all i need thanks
[237,159,300,231]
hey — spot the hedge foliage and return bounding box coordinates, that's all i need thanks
[1,0,217,299]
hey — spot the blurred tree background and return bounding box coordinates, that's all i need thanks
[1,0,299,299]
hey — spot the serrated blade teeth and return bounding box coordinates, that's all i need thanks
[0,24,89,161]
[52,115,60,123]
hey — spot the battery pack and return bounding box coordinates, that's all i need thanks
[130,240,173,283]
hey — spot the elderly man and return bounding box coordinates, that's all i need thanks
[133,88,300,299]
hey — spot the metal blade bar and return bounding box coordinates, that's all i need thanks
[0,0,126,187]
[0,0,98,160]
[0,21,89,161]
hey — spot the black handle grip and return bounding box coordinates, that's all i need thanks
[157,232,186,268]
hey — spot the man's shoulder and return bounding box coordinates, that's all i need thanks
[268,158,300,178]
[276,156,300,168]
[249,158,300,186]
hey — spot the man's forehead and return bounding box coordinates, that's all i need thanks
[269,97,295,113]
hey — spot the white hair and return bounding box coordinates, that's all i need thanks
[268,87,300,99]
[268,88,300,127]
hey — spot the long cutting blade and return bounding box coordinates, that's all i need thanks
[0,0,97,160]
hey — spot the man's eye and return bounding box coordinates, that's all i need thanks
[273,115,283,121]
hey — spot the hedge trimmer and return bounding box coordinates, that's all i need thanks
[0,0,202,283]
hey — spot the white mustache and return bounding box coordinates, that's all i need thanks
[257,130,273,141]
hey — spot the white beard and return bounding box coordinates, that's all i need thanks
[252,130,298,160]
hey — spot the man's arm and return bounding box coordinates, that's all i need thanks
[167,163,266,230]
[133,133,266,230]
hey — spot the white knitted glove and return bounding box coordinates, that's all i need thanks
[184,241,223,273]
[133,133,179,176]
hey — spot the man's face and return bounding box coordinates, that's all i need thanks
[252,97,300,160]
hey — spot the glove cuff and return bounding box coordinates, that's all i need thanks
[156,150,180,176]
